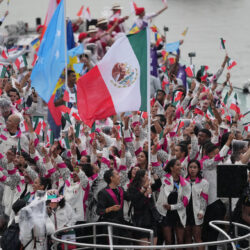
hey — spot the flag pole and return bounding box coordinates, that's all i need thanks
[63,0,68,91]
[146,27,151,175]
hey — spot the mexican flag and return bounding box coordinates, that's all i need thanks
[0,64,10,78]
[206,106,215,120]
[77,29,149,127]
[185,65,194,77]
[14,55,27,70]
[46,129,54,147]
[229,93,240,114]
[227,57,237,70]
[172,90,183,106]
[223,92,229,105]
[200,65,209,82]
[1,49,8,59]
[244,124,250,132]
[220,38,226,50]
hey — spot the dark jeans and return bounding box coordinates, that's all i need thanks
[202,199,226,250]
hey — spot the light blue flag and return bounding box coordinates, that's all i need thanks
[31,0,66,103]
[166,41,180,53]
[68,44,84,58]
[73,63,84,74]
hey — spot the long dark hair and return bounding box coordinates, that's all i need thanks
[165,159,178,174]
[129,169,146,190]
[40,177,52,190]
[137,150,148,169]
[186,159,202,179]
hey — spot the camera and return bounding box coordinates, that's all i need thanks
[163,26,169,32]
[188,52,196,57]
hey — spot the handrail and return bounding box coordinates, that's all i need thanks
[51,221,250,249]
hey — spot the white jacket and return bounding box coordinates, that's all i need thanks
[202,145,229,205]
[63,170,89,222]
[49,202,77,230]
[156,173,191,227]
[186,177,209,225]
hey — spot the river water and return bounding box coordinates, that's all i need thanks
[1,0,250,113]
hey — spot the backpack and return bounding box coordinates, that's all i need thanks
[0,221,21,250]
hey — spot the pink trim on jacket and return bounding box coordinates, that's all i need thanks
[182,196,189,207]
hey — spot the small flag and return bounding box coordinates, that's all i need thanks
[61,135,70,149]
[133,1,138,12]
[166,41,180,53]
[20,120,29,133]
[223,92,229,105]
[194,108,204,116]
[63,112,72,125]
[229,93,240,114]
[220,38,226,50]
[226,115,232,124]
[75,123,81,137]
[72,112,81,121]
[200,65,209,82]
[31,38,40,50]
[141,111,148,119]
[185,65,194,77]
[32,54,38,67]
[46,129,54,147]
[200,65,209,76]
[244,124,250,132]
[155,32,163,47]
[77,6,84,17]
[206,106,215,120]
[35,121,42,136]
[181,27,188,37]
[150,25,158,33]
[227,57,237,70]
[1,49,8,59]
[15,99,22,105]
[173,91,183,103]
[179,120,185,129]
[161,50,168,61]
[159,130,164,140]
[129,23,140,34]
[162,76,169,90]
[14,55,27,70]
[89,122,96,139]
[0,64,10,78]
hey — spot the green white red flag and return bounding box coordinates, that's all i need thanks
[244,124,250,132]
[227,57,237,70]
[77,29,149,127]
[14,55,27,71]
[220,38,226,50]
[185,65,194,77]
[229,93,240,114]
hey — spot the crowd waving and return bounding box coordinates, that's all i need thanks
[0,1,249,250]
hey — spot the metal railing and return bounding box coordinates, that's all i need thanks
[51,220,250,250]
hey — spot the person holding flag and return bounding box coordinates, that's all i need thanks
[109,4,129,34]
[134,2,168,30]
